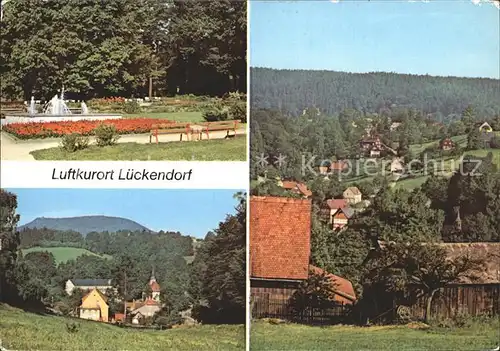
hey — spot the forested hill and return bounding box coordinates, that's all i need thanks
[250,67,500,120]
[19,215,152,236]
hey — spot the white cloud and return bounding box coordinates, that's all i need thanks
[330,0,340,3]
[470,0,500,8]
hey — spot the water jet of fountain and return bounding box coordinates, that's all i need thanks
[81,102,89,114]
[43,88,72,115]
[28,96,36,115]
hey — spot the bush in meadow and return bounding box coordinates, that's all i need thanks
[94,123,120,147]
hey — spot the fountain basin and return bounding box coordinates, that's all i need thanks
[1,113,122,125]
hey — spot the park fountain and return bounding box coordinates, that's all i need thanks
[1,88,122,125]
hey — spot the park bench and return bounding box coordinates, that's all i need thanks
[201,120,240,140]
[149,122,192,143]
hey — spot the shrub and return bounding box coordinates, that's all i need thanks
[94,123,120,147]
[65,322,80,333]
[203,109,229,122]
[228,101,246,123]
[61,133,90,152]
[123,100,141,114]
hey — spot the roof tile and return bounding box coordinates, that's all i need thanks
[250,196,312,280]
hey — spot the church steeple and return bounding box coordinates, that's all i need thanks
[148,266,161,302]
[150,266,156,283]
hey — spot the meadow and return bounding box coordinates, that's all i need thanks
[21,247,111,264]
[0,304,245,351]
[30,136,247,161]
[250,320,500,351]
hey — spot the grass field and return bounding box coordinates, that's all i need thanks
[123,111,204,122]
[250,321,499,351]
[21,247,111,264]
[0,304,244,351]
[464,148,500,167]
[30,136,247,161]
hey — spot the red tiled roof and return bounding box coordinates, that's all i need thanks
[144,297,160,306]
[281,181,298,189]
[330,161,348,171]
[281,181,312,197]
[326,199,347,210]
[309,265,357,304]
[296,183,313,197]
[250,196,312,281]
[114,313,125,322]
[149,280,161,292]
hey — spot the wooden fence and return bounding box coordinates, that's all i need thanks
[251,293,349,325]
[403,284,500,320]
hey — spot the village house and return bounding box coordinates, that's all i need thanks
[390,122,402,131]
[65,279,113,296]
[278,180,312,198]
[322,199,348,220]
[318,165,329,175]
[126,271,162,324]
[79,288,109,322]
[343,187,362,205]
[130,298,161,324]
[250,196,356,319]
[370,146,382,158]
[479,122,493,133]
[331,207,355,231]
[390,158,405,174]
[321,199,354,230]
[439,137,455,151]
[360,136,382,151]
[330,160,348,172]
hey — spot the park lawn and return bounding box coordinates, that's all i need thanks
[0,304,244,351]
[123,111,204,122]
[250,321,499,351]
[30,136,246,161]
[21,247,111,264]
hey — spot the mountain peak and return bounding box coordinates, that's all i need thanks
[19,215,152,236]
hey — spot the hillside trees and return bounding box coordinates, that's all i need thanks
[190,193,246,324]
[0,189,21,302]
[251,68,500,119]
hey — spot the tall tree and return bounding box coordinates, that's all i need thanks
[0,189,21,302]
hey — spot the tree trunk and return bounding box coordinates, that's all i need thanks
[425,289,438,323]
[148,77,153,99]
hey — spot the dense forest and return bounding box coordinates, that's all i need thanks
[0,189,246,325]
[250,68,500,120]
[0,0,246,100]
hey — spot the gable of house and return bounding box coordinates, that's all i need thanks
[80,288,109,322]
[250,196,312,281]
[343,187,361,198]
[479,122,493,133]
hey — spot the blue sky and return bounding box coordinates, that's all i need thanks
[7,189,242,238]
[250,0,500,78]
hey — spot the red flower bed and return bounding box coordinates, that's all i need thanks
[3,118,172,139]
